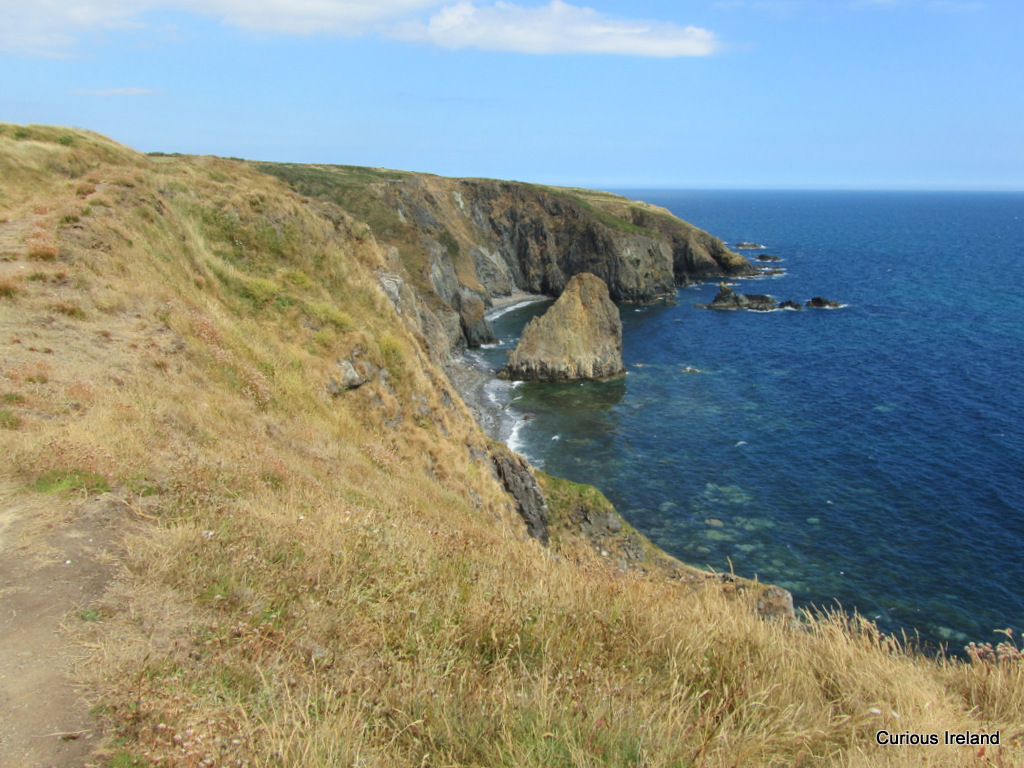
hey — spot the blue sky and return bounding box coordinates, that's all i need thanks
[2,0,1022,189]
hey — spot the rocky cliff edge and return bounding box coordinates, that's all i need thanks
[254,164,757,360]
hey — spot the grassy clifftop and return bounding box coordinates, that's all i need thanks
[1,124,1021,767]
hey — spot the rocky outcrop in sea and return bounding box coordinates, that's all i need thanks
[501,273,626,382]
[697,283,842,312]
[698,282,779,311]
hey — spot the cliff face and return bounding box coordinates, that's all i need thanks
[622,203,753,281]
[254,164,756,359]
[448,180,678,304]
[502,273,625,382]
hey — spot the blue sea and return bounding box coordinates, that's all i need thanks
[465,190,1024,651]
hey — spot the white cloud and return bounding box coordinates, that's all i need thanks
[395,0,720,57]
[0,0,147,56]
[0,0,720,58]
[173,0,439,35]
[0,0,439,54]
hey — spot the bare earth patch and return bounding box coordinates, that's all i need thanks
[0,486,131,767]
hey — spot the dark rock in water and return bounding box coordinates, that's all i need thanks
[489,443,549,544]
[697,282,778,312]
[734,242,766,249]
[502,273,625,381]
[806,296,841,308]
[698,286,842,313]
[755,254,782,262]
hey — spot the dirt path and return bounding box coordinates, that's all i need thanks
[0,486,130,767]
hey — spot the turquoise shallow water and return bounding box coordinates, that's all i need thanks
[467,191,1024,651]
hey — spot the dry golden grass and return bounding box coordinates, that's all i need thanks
[0,124,1021,767]
[0,273,20,298]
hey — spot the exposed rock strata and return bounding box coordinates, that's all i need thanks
[501,273,625,382]
[489,443,549,544]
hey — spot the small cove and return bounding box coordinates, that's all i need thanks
[460,190,1024,650]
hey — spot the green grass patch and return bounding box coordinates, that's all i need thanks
[283,269,311,288]
[312,328,337,348]
[0,408,22,430]
[29,469,110,495]
[243,277,282,306]
[438,227,460,258]
[306,301,353,331]
[378,333,405,375]
[545,186,653,237]
[126,476,162,497]
[536,470,617,525]
[107,752,146,768]
[250,161,409,242]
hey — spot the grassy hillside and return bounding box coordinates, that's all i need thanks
[0,124,1021,767]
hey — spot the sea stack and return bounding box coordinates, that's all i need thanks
[502,273,626,382]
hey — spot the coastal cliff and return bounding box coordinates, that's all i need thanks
[2,125,1017,768]
[254,163,757,358]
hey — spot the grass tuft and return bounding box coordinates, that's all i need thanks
[0,275,20,298]
[26,233,59,261]
[52,300,85,318]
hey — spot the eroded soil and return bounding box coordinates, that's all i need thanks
[0,487,131,767]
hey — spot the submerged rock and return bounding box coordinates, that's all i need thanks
[501,273,626,382]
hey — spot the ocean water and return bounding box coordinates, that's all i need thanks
[466,190,1024,651]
